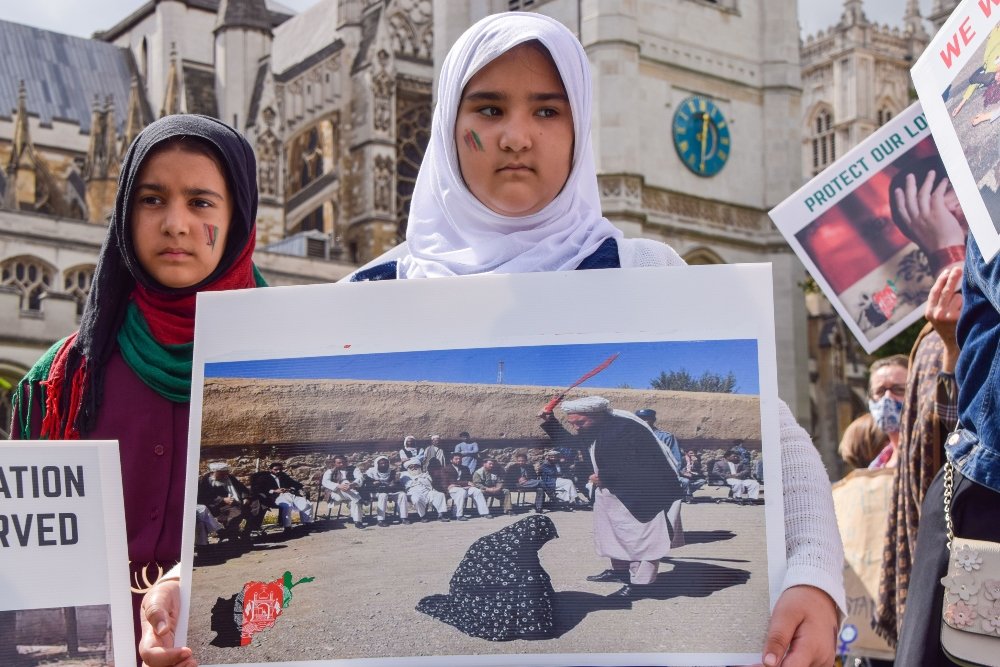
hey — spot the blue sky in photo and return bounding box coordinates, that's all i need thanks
[206,339,760,394]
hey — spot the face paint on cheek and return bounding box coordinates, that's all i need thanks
[463,129,485,152]
[204,224,219,250]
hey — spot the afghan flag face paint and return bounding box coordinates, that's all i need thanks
[205,223,220,250]
[463,129,484,152]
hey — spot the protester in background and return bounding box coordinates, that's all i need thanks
[865,355,910,470]
[838,414,889,472]
[873,266,963,647]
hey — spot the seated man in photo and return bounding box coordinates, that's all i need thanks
[253,461,314,532]
[539,449,580,510]
[504,450,551,513]
[194,503,224,546]
[678,449,707,502]
[321,455,365,529]
[363,455,410,526]
[443,453,490,521]
[712,450,760,504]
[197,462,252,540]
[401,458,449,522]
[472,458,511,516]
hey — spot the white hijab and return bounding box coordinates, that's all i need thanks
[398,12,622,279]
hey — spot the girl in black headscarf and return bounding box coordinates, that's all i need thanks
[10,114,262,656]
[417,514,559,640]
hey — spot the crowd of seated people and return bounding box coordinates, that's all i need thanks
[197,429,758,545]
[195,460,313,547]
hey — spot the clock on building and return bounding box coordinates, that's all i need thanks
[672,96,731,177]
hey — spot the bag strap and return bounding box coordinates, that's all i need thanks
[943,461,955,551]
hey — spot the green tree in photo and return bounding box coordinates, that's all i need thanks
[649,369,738,393]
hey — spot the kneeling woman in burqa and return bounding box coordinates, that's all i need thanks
[417,515,558,640]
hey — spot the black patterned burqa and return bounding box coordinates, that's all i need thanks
[416,515,559,640]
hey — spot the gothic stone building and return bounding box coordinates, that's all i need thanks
[0,0,433,432]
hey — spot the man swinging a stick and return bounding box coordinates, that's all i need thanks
[538,356,684,598]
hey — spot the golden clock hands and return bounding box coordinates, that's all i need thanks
[699,112,709,173]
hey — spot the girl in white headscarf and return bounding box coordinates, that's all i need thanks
[353,13,842,665]
[352,11,679,281]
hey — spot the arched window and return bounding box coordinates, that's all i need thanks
[396,92,431,239]
[811,108,835,175]
[1,256,54,312]
[877,105,894,127]
[63,265,95,317]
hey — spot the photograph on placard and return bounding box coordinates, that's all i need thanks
[189,341,767,664]
[911,0,1000,262]
[179,267,785,667]
[941,23,1000,231]
[0,605,115,667]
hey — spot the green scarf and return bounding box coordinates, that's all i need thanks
[117,266,267,403]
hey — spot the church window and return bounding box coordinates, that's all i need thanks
[286,122,333,196]
[63,265,95,318]
[507,0,536,9]
[1,256,54,313]
[396,92,432,239]
[811,108,835,175]
[877,106,894,126]
[300,205,324,233]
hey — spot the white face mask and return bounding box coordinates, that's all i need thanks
[869,394,904,434]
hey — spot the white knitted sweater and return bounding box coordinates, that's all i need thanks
[621,237,847,614]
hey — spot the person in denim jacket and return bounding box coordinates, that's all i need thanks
[896,236,1000,664]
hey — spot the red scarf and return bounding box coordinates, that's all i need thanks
[131,240,257,345]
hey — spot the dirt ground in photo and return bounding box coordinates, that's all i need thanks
[189,485,770,663]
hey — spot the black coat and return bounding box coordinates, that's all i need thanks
[250,470,305,508]
[197,474,250,510]
[541,413,683,523]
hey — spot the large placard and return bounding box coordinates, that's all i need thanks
[180,265,785,666]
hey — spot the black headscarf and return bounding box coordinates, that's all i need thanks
[37,114,259,436]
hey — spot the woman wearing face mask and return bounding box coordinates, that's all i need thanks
[866,355,910,470]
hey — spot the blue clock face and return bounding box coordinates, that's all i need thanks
[672,96,731,177]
